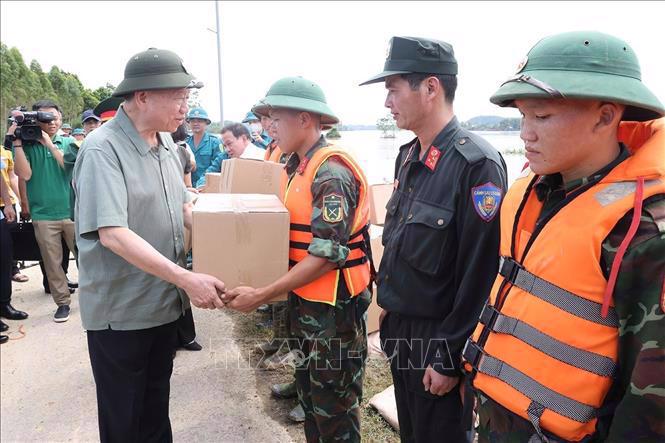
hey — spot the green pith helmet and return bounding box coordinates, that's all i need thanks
[252,77,339,125]
[113,48,203,97]
[490,31,664,121]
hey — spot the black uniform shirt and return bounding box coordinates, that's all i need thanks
[377,116,507,374]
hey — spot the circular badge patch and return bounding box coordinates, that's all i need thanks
[515,56,529,74]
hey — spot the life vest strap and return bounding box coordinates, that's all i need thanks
[289,240,365,251]
[499,257,619,328]
[479,304,617,377]
[290,223,311,233]
[288,223,368,240]
[462,342,598,424]
[288,255,368,270]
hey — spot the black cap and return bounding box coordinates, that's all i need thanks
[360,36,458,86]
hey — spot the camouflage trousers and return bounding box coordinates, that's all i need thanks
[288,290,370,443]
[295,331,367,442]
[272,301,289,343]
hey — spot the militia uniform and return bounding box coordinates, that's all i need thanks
[361,37,508,442]
[462,31,665,442]
[253,77,372,442]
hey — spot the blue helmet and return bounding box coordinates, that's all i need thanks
[186,107,211,124]
[242,111,259,123]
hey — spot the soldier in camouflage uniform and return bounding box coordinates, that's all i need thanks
[461,31,665,442]
[227,77,371,442]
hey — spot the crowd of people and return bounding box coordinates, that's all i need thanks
[0,29,663,443]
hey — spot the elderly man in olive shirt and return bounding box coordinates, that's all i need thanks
[73,48,226,443]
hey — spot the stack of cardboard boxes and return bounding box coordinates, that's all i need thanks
[191,158,395,315]
[192,159,288,300]
[202,158,284,196]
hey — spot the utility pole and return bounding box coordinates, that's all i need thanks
[214,0,224,124]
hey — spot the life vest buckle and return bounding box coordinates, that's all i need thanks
[478,303,499,328]
[462,339,484,372]
[498,256,523,283]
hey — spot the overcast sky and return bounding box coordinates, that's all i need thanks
[2,1,664,124]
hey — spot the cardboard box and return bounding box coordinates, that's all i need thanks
[192,194,289,301]
[184,191,200,253]
[369,183,394,226]
[203,173,222,193]
[219,158,284,197]
[367,236,385,333]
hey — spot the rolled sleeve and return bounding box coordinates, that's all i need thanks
[75,148,128,235]
[308,237,350,265]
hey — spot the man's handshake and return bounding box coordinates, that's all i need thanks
[179,272,270,312]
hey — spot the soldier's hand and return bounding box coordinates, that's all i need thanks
[422,365,459,396]
[182,272,226,309]
[226,286,265,313]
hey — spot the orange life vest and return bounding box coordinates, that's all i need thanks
[464,119,665,441]
[264,142,284,163]
[280,145,371,305]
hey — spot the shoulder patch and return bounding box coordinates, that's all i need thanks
[471,182,503,222]
[323,193,344,223]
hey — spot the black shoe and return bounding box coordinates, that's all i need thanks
[0,320,8,332]
[54,305,70,323]
[67,279,78,289]
[0,335,8,344]
[0,304,29,320]
[182,340,203,351]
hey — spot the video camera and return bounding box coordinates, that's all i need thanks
[7,108,56,142]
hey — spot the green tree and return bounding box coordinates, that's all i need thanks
[0,43,115,132]
[376,113,397,138]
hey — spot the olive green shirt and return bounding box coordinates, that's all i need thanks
[73,106,191,331]
[23,134,75,221]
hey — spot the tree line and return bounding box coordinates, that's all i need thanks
[1,42,115,133]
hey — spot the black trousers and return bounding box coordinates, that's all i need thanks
[87,321,178,443]
[175,307,197,346]
[0,219,12,305]
[381,312,468,443]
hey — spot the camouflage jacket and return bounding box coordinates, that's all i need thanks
[477,187,665,442]
[284,135,361,267]
[284,135,371,342]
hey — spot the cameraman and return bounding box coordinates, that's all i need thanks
[12,100,77,323]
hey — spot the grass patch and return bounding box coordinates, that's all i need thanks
[361,355,400,442]
[226,308,399,442]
